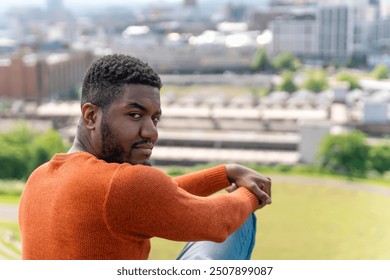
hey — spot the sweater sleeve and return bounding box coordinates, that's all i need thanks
[173,165,231,196]
[104,165,259,243]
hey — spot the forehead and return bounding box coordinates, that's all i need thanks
[112,84,161,110]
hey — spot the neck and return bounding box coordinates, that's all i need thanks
[68,123,98,158]
[68,135,88,154]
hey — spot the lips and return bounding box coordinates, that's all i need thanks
[132,143,154,158]
[133,143,154,150]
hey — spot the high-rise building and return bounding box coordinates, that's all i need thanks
[268,0,381,64]
[183,0,197,7]
[317,5,351,61]
[269,15,317,57]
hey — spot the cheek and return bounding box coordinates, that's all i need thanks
[91,125,104,149]
[117,126,140,146]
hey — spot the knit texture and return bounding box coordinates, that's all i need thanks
[19,152,259,260]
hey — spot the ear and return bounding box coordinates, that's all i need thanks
[81,103,100,130]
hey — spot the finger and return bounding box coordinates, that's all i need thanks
[246,184,271,206]
[258,191,272,205]
[257,178,272,197]
[225,183,238,193]
[257,193,272,209]
[261,183,271,198]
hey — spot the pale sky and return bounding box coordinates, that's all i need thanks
[0,0,246,9]
[0,0,180,12]
[1,0,387,16]
[0,0,271,14]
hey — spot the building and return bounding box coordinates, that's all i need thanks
[183,0,197,8]
[0,50,93,103]
[268,14,317,58]
[0,54,38,101]
[268,1,382,64]
[368,17,390,52]
[316,5,352,63]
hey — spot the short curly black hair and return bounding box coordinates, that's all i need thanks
[81,54,162,109]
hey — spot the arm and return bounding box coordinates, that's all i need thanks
[104,165,259,242]
[175,163,272,208]
[173,165,230,196]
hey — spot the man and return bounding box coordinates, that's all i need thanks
[19,54,272,260]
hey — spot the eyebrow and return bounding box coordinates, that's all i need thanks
[126,102,162,115]
[126,102,147,111]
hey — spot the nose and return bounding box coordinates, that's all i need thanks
[140,118,158,140]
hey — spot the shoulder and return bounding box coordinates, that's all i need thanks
[113,164,171,185]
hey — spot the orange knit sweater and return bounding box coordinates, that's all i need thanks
[19,152,259,260]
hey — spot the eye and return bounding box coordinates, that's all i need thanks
[152,115,161,123]
[129,112,143,120]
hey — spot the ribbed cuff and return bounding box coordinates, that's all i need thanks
[234,187,260,212]
[204,164,231,191]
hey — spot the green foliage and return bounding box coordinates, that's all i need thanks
[251,48,272,72]
[302,69,329,92]
[278,71,298,93]
[369,142,390,175]
[29,129,67,170]
[272,52,301,72]
[371,64,389,80]
[166,166,186,177]
[317,131,371,177]
[336,71,361,90]
[250,87,269,97]
[0,124,33,179]
[0,123,67,180]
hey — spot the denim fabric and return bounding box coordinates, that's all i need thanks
[176,213,257,260]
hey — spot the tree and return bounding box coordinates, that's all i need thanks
[278,71,298,93]
[0,124,68,180]
[371,64,389,80]
[0,123,34,179]
[251,48,272,72]
[272,52,301,72]
[336,71,361,90]
[29,129,68,172]
[317,131,370,177]
[369,142,390,175]
[0,139,29,179]
[302,69,329,92]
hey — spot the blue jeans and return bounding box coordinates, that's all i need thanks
[176,213,257,260]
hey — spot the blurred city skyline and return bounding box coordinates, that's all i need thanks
[0,0,271,14]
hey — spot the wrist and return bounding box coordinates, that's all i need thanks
[225,163,241,183]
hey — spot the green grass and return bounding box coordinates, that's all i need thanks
[0,196,20,204]
[0,221,21,260]
[150,180,390,260]
[0,180,24,196]
[0,180,24,204]
[254,182,390,259]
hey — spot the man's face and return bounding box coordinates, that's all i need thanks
[97,84,161,165]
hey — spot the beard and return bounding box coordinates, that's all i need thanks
[100,115,151,166]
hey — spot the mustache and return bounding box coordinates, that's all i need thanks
[132,140,154,148]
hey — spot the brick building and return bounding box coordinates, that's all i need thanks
[0,50,93,103]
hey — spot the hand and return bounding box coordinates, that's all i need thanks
[226,164,272,209]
